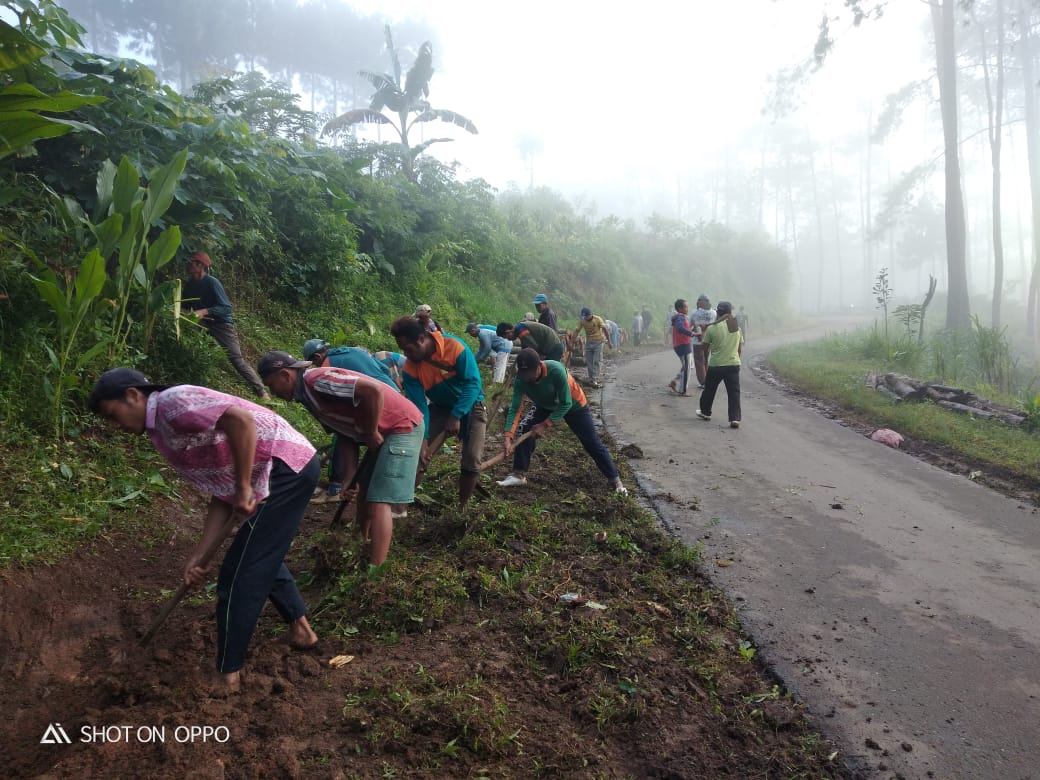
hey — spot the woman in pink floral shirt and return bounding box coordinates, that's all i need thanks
[89,368,320,691]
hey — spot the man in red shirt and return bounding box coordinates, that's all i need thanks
[259,351,424,565]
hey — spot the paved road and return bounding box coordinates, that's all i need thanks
[602,319,1040,780]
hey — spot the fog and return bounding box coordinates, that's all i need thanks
[61,0,1040,323]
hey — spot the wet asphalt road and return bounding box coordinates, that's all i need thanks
[600,318,1040,780]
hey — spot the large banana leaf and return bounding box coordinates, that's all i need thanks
[412,109,478,134]
[322,109,395,137]
[142,147,187,226]
[403,42,434,101]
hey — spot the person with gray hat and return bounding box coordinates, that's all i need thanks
[413,304,442,333]
[570,306,611,388]
[88,366,320,690]
[690,294,717,387]
[696,301,744,428]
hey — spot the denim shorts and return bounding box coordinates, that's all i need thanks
[364,422,424,504]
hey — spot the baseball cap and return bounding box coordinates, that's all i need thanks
[189,251,212,268]
[302,339,329,360]
[715,301,733,316]
[88,368,169,412]
[532,293,548,305]
[580,307,592,318]
[515,347,542,381]
[513,322,529,335]
[414,304,432,315]
[257,350,310,379]
[697,294,710,303]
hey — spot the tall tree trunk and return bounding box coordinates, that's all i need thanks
[830,142,845,308]
[930,0,972,331]
[980,0,1006,327]
[808,139,826,313]
[1020,0,1040,344]
[864,105,874,297]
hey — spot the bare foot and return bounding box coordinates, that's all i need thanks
[288,616,318,649]
[220,671,242,693]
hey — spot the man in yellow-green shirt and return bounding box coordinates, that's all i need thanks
[696,301,744,429]
[572,306,611,388]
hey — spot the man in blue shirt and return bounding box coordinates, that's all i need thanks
[465,322,513,384]
[181,252,268,399]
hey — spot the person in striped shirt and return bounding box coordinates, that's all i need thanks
[259,352,423,565]
[88,367,320,691]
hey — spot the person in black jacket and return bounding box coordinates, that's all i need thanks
[181,252,268,399]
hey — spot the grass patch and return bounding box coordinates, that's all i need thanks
[768,333,1040,477]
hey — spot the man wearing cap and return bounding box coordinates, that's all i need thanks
[390,316,487,508]
[496,348,627,494]
[181,252,269,399]
[88,367,320,690]
[696,301,744,428]
[259,351,424,566]
[465,323,513,384]
[690,294,717,388]
[300,339,398,501]
[570,307,611,388]
[532,293,557,331]
[414,304,442,333]
[496,320,564,361]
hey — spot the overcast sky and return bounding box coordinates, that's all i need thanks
[342,0,934,215]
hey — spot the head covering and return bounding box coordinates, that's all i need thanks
[580,307,592,319]
[515,347,542,381]
[513,322,529,335]
[465,322,479,334]
[302,339,329,360]
[523,311,537,322]
[532,293,548,305]
[88,368,169,411]
[697,294,709,303]
[190,251,212,268]
[715,301,733,316]
[414,304,432,316]
[257,350,310,379]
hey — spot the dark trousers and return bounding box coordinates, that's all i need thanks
[545,343,565,361]
[512,404,619,483]
[698,365,741,422]
[215,455,319,674]
[206,321,266,396]
[692,344,709,386]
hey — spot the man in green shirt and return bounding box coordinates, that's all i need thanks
[497,320,564,361]
[496,348,626,494]
[696,301,744,428]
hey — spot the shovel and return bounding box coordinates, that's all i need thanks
[329,445,381,529]
[477,429,536,471]
[139,510,244,647]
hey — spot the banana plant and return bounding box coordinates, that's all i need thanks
[27,246,109,438]
[86,149,188,354]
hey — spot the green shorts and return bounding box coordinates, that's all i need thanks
[362,422,424,504]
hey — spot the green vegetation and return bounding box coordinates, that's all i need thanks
[768,326,1040,477]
